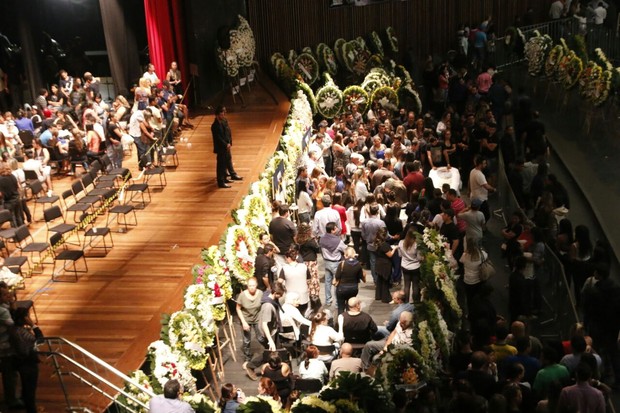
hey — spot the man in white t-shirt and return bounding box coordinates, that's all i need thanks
[549,0,566,19]
[469,155,495,221]
[142,63,160,86]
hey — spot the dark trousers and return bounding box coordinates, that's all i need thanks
[336,284,359,315]
[402,267,421,303]
[216,150,236,185]
[16,360,38,413]
[375,275,391,303]
[132,136,151,170]
[0,356,17,405]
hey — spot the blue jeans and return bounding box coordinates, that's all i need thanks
[132,135,152,169]
[242,323,262,362]
[368,250,377,284]
[323,259,340,305]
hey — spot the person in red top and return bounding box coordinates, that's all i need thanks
[402,160,425,197]
[332,192,348,240]
[476,66,494,95]
[446,189,467,233]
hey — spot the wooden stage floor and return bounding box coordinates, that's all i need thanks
[16,78,290,411]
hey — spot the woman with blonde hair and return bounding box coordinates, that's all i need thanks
[133,78,151,111]
[351,168,369,203]
[459,238,487,308]
[334,247,364,315]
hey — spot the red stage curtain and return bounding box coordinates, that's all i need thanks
[170,0,190,98]
[144,0,189,98]
[144,0,174,87]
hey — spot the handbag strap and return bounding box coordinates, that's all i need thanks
[478,247,488,264]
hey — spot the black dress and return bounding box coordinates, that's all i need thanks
[374,242,392,303]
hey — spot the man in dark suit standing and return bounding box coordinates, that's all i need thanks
[211,105,242,188]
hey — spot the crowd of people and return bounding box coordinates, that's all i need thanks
[0,61,192,229]
[226,22,619,412]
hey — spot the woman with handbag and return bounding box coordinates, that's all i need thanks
[334,247,365,315]
[459,238,488,312]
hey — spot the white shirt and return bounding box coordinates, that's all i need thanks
[549,1,565,19]
[128,111,145,137]
[593,6,607,24]
[469,168,489,201]
[312,207,341,237]
[142,71,160,85]
[298,358,328,383]
[297,191,313,215]
[459,250,487,285]
[280,262,309,305]
[311,324,342,347]
[281,303,311,340]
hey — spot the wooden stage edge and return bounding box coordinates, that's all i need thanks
[23,75,290,410]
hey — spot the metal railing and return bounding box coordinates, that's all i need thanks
[36,337,155,413]
[495,153,580,338]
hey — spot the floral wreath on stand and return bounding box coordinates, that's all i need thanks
[168,311,210,371]
[148,340,197,394]
[235,15,256,63]
[117,370,153,413]
[524,31,553,77]
[370,86,399,113]
[199,245,233,300]
[377,346,434,394]
[315,74,344,119]
[545,44,565,80]
[579,62,601,98]
[238,396,284,413]
[369,31,384,56]
[385,26,399,53]
[184,283,217,339]
[588,69,613,107]
[230,29,253,68]
[343,40,370,77]
[416,301,452,368]
[224,225,257,285]
[216,47,239,78]
[294,53,320,86]
[316,43,338,76]
[343,85,369,114]
[235,192,272,241]
[558,50,583,90]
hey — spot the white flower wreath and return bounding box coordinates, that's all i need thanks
[148,340,196,393]
[168,311,209,370]
[343,85,369,114]
[294,52,320,85]
[216,47,239,78]
[370,86,399,113]
[224,225,256,284]
[316,74,344,119]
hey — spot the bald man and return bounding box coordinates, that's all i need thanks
[361,311,414,369]
[329,343,363,379]
[337,297,377,344]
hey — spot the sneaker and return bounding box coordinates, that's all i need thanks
[46,190,53,197]
[242,362,258,381]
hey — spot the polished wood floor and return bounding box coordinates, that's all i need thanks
[13,78,290,411]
